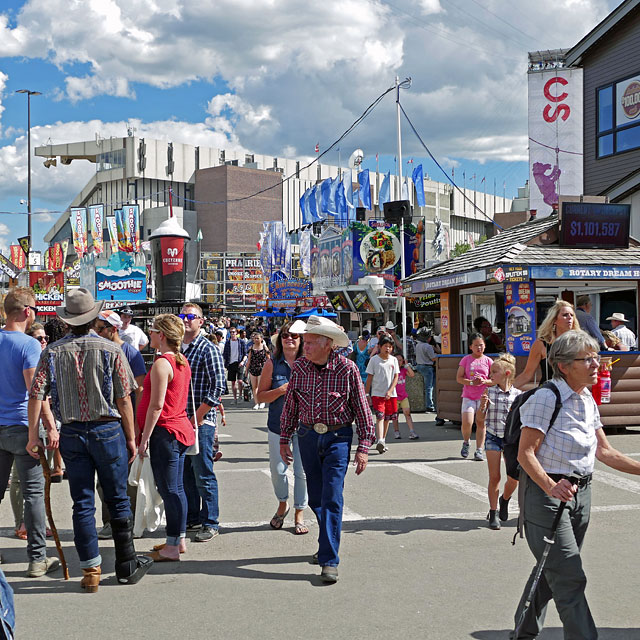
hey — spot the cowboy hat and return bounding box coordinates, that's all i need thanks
[57,288,104,326]
[384,321,396,330]
[289,316,350,348]
[606,312,630,323]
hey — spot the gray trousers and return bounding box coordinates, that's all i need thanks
[0,426,47,562]
[513,477,597,640]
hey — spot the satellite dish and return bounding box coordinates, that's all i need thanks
[348,149,364,170]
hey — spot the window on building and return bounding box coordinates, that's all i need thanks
[96,149,126,172]
[597,75,640,158]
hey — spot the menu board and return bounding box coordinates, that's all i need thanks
[505,281,536,356]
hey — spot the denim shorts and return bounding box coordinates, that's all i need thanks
[485,431,504,452]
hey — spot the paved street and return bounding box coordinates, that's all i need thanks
[2,401,640,639]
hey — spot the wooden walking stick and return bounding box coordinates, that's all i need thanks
[34,446,70,580]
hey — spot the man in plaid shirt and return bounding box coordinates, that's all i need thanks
[180,303,226,542]
[280,316,374,583]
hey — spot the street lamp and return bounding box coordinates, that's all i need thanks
[16,89,41,246]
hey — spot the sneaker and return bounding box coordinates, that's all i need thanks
[194,526,219,542]
[425,407,436,412]
[474,448,485,462]
[409,431,419,440]
[97,523,112,540]
[253,404,259,410]
[186,523,202,532]
[393,431,401,439]
[499,495,510,522]
[312,552,319,565]
[27,557,60,577]
[375,440,386,454]
[320,565,338,583]
[213,451,223,462]
[461,441,470,458]
[435,418,445,426]
[259,403,265,409]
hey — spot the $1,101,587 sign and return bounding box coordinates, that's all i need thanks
[560,202,630,248]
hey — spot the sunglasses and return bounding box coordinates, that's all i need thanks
[149,327,161,333]
[25,305,38,314]
[281,333,300,340]
[35,335,48,343]
[178,313,201,321]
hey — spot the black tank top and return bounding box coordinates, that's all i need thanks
[539,340,551,383]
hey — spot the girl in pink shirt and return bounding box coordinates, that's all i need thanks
[392,354,418,440]
[455,333,493,461]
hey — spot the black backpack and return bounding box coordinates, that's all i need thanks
[502,381,562,480]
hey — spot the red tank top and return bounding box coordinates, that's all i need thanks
[137,353,195,447]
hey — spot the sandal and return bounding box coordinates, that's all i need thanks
[269,507,290,530]
[15,525,27,540]
[294,522,309,535]
[145,550,180,562]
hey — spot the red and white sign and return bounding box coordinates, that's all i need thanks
[160,237,184,275]
[528,68,583,218]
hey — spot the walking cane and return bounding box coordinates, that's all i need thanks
[34,446,70,580]
[513,477,580,638]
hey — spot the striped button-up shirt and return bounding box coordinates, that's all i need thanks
[520,377,602,476]
[182,333,226,425]
[30,333,135,424]
[280,351,375,455]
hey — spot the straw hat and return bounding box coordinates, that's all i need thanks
[289,316,350,348]
[57,288,104,326]
[606,312,630,323]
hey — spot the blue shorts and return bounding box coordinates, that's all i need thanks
[485,431,504,452]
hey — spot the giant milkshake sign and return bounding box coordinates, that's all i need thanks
[528,66,583,217]
[150,217,190,302]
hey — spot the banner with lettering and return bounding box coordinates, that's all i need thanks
[505,281,536,356]
[106,217,118,252]
[88,204,104,255]
[10,245,25,270]
[123,204,140,253]
[115,209,132,252]
[71,207,88,258]
[440,291,451,355]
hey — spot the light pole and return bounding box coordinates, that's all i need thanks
[16,89,41,247]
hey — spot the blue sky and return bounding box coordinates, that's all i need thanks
[0,0,620,254]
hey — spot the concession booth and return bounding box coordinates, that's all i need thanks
[402,204,640,430]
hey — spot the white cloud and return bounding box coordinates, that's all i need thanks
[0,0,621,174]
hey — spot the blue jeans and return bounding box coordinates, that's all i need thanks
[416,365,435,410]
[0,425,47,562]
[268,430,307,510]
[296,424,352,567]
[59,421,131,568]
[149,428,188,546]
[183,423,219,529]
[0,568,14,640]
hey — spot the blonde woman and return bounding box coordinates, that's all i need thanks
[514,301,580,388]
[245,332,270,409]
[137,314,195,562]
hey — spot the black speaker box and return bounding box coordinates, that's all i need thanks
[383,200,412,225]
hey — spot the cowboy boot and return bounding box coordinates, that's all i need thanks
[110,517,153,584]
[80,566,101,593]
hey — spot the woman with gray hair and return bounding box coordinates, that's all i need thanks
[512,329,640,639]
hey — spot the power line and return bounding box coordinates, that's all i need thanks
[465,0,538,44]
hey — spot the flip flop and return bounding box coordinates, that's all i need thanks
[294,522,309,535]
[269,507,290,529]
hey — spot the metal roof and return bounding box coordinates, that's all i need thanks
[565,0,640,66]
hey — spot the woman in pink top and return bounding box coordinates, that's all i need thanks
[137,314,195,562]
[392,354,418,440]
[456,333,493,461]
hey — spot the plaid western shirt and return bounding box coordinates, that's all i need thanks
[483,384,522,438]
[182,334,226,426]
[30,333,135,424]
[280,351,375,455]
[520,377,602,476]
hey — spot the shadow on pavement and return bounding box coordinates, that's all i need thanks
[343,514,488,535]
[471,629,640,639]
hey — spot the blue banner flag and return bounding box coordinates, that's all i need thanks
[309,184,318,221]
[336,180,347,224]
[321,178,331,214]
[379,171,391,207]
[358,169,371,209]
[412,164,425,207]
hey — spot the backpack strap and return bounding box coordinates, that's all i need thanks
[512,380,563,545]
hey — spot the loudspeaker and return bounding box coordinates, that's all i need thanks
[383,200,412,225]
[356,207,366,221]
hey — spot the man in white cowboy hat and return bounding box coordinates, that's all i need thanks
[27,288,152,592]
[606,312,637,349]
[280,315,374,583]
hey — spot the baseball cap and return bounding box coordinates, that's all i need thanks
[119,306,134,316]
[98,310,123,330]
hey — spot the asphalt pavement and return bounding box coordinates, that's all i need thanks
[2,400,640,639]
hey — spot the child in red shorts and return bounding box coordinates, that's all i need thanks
[365,334,399,455]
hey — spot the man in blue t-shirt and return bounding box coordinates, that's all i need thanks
[0,287,60,577]
[94,310,146,538]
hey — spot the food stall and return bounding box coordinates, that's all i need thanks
[402,208,640,429]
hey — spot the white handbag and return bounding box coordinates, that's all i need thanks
[185,381,200,456]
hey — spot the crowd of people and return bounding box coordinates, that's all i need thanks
[1,288,640,638]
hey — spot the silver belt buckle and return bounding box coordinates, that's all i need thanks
[313,422,328,434]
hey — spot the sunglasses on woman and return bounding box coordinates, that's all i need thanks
[281,333,300,340]
[35,335,48,343]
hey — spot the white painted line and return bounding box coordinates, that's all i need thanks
[594,470,640,495]
[342,505,365,521]
[398,461,492,503]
